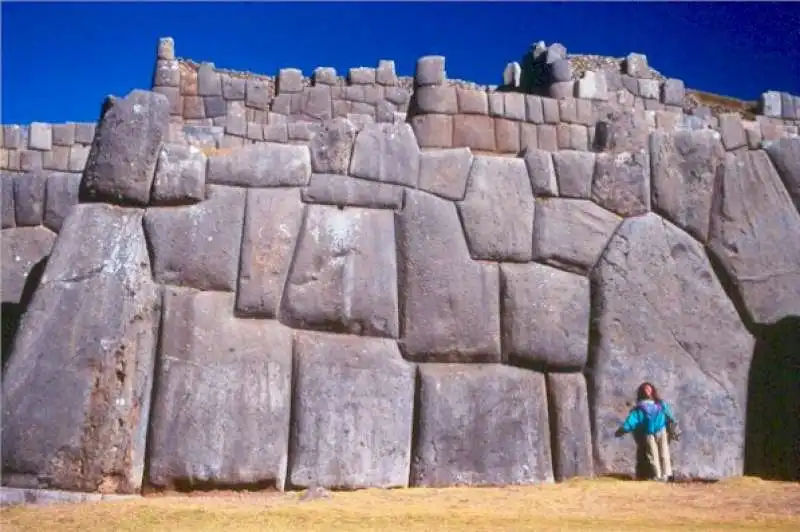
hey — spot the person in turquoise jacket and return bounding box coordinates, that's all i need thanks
[615,381,680,482]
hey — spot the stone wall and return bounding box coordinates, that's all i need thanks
[2,86,799,496]
[1,123,95,174]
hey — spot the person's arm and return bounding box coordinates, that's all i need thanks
[615,408,642,437]
[662,401,676,423]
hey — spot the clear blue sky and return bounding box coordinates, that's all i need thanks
[2,1,799,125]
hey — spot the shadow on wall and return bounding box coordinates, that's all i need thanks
[1,257,47,373]
[745,316,800,481]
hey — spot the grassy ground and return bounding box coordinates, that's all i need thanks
[2,477,798,531]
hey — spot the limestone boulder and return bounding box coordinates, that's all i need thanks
[0,226,56,303]
[411,364,553,487]
[397,190,501,362]
[207,143,311,188]
[546,374,594,481]
[147,289,293,491]
[591,213,755,479]
[288,332,414,489]
[707,151,800,325]
[280,205,399,338]
[2,204,160,493]
[349,123,420,187]
[764,137,800,212]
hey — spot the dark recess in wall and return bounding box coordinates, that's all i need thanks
[1,257,48,374]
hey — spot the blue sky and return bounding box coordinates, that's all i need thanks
[2,1,800,125]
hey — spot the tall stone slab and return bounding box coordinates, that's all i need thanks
[411,364,553,487]
[2,204,160,493]
[546,373,593,481]
[764,137,800,213]
[707,151,800,325]
[590,213,754,480]
[288,332,415,489]
[147,289,293,491]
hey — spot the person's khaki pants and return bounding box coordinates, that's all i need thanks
[645,428,673,479]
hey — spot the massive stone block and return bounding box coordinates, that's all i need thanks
[590,213,755,479]
[147,289,293,490]
[707,151,800,325]
[309,118,358,175]
[236,188,304,318]
[2,204,160,493]
[288,332,415,489]
[532,198,621,275]
[81,90,170,205]
[650,130,725,242]
[280,205,399,338]
[2,173,15,228]
[301,173,403,209]
[592,150,651,217]
[144,185,246,292]
[411,364,553,487]
[207,143,311,188]
[546,373,594,481]
[151,143,207,205]
[0,226,56,303]
[417,148,473,201]
[349,123,420,187]
[500,263,590,370]
[552,150,595,199]
[764,137,800,212]
[44,172,81,232]
[397,190,501,363]
[457,156,534,262]
[13,172,47,227]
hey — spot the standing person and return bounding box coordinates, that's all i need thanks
[614,382,680,482]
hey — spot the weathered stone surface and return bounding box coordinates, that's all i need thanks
[538,125,559,152]
[552,150,595,199]
[457,156,533,261]
[780,92,796,120]
[760,91,782,118]
[550,59,572,83]
[28,123,52,151]
[593,108,651,153]
[2,173,15,228]
[144,185,245,292]
[277,68,303,94]
[20,150,43,172]
[13,172,47,226]
[764,137,800,212]
[281,205,398,338]
[147,289,293,490]
[377,60,397,85]
[51,124,75,147]
[532,198,621,275]
[707,151,800,325]
[397,190,501,362]
[592,151,651,217]
[661,78,685,106]
[197,64,221,96]
[577,71,607,101]
[43,172,81,232]
[301,173,402,209]
[414,86,458,114]
[415,56,445,86]
[411,364,553,487]
[591,213,755,479]
[503,92,526,121]
[488,92,504,117]
[546,374,594,481]
[42,146,70,172]
[81,90,170,205]
[418,147,473,201]
[1,204,160,493]
[207,143,311,187]
[151,143,206,205]
[289,332,414,489]
[624,53,649,78]
[500,263,590,370]
[457,88,488,115]
[0,226,55,303]
[523,149,558,196]
[650,129,725,242]
[494,118,520,154]
[719,113,747,151]
[349,123,420,187]
[153,59,180,88]
[452,115,496,152]
[410,114,453,148]
[0,486,139,506]
[309,118,357,175]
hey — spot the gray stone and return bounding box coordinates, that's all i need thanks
[0,486,139,507]
[376,60,397,85]
[288,121,313,141]
[549,81,575,100]
[147,289,293,491]
[157,37,175,60]
[764,137,800,212]
[0,226,55,304]
[263,123,289,143]
[289,332,414,489]
[593,107,651,154]
[153,59,180,87]
[457,88,488,115]
[280,205,399,338]
[538,125,559,152]
[302,173,403,209]
[415,56,445,86]
[1,204,160,493]
[503,61,522,87]
[452,115,495,151]
[278,68,304,94]
[577,71,607,101]
[3,125,22,149]
[532,198,621,275]
[457,156,534,262]
[559,99,577,124]
[650,129,725,242]
[707,150,800,325]
[290,87,333,121]
[592,150,651,217]
[545,43,566,63]
[225,102,247,136]
[523,149,558,196]
[760,91,782,117]
[43,172,81,233]
[203,96,226,118]
[2,173,15,228]
[221,75,246,100]
[51,124,75,147]
[13,172,47,226]
[384,86,410,106]
[418,147,473,201]
[28,123,52,151]
[81,90,170,206]
[781,92,796,120]
[503,92,526,121]
[245,78,270,109]
[144,185,245,292]
[68,145,89,173]
[546,374,594,481]
[526,95,544,123]
[313,67,338,86]
[247,122,263,141]
[661,78,685,106]
[501,262,590,370]
[411,364,553,487]
[494,118,520,154]
[74,123,96,145]
[20,151,43,172]
[414,86,458,114]
[349,123,420,187]
[236,188,304,319]
[153,86,182,116]
[151,143,207,205]
[542,98,560,123]
[638,79,659,100]
[207,143,311,187]
[624,53,649,78]
[552,150,595,199]
[197,64,221,96]
[550,59,572,83]
[488,92,504,117]
[397,190,501,362]
[348,67,376,85]
[591,213,755,480]
[719,113,747,150]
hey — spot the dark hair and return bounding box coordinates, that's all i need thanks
[636,382,662,403]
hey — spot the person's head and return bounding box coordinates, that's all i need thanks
[636,382,661,402]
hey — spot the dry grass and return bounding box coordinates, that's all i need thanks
[686,90,759,120]
[2,477,799,531]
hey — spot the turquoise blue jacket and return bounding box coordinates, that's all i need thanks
[619,400,676,436]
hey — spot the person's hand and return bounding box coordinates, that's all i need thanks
[614,427,625,438]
